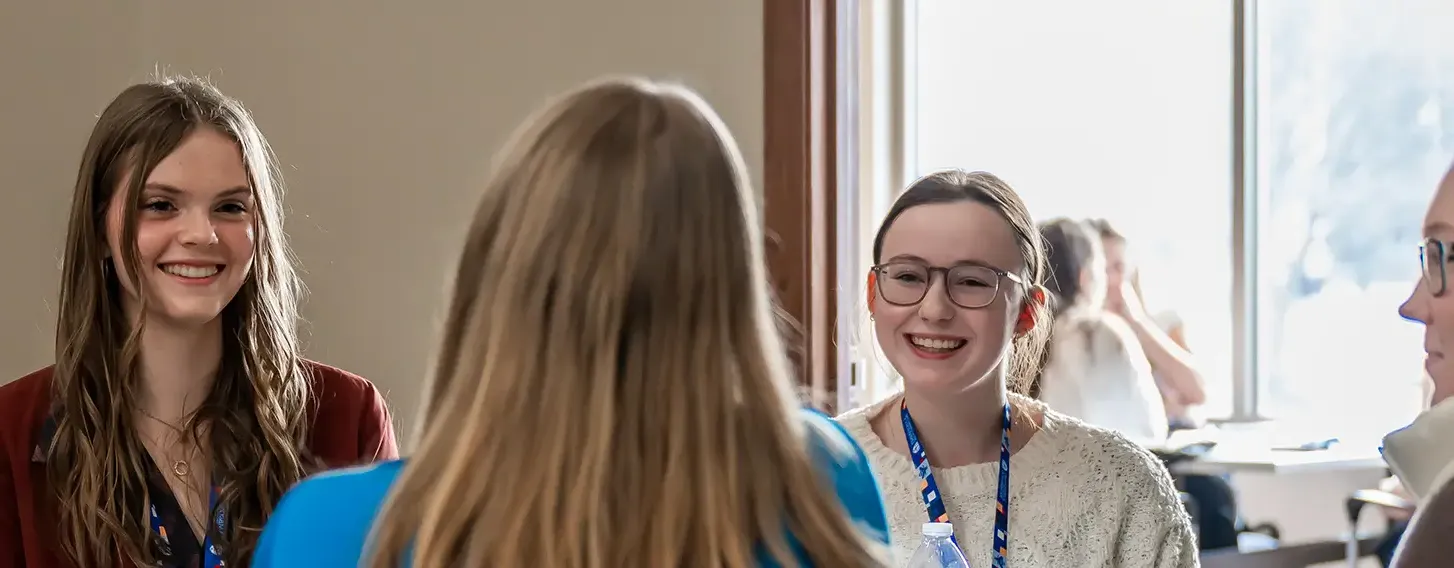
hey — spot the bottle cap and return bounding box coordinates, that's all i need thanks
[922,522,954,537]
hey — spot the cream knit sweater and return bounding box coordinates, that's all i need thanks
[836,394,1198,567]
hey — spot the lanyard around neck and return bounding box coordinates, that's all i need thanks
[148,485,226,567]
[900,399,1012,567]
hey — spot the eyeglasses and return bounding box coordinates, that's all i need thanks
[1422,238,1450,297]
[872,261,1023,309]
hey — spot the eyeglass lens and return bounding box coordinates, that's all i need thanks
[1425,239,1447,297]
[876,262,1001,309]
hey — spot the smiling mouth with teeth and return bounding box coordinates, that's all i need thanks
[908,335,967,352]
[160,264,223,279]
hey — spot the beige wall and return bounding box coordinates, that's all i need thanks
[0,1,764,442]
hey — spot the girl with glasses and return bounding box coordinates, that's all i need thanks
[835,170,1197,567]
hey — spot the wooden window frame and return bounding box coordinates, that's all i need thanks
[763,0,840,411]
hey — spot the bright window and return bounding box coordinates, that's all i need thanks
[908,1,1235,417]
[1253,0,1454,434]
[880,0,1454,432]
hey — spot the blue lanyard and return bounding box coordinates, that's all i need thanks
[900,399,1012,568]
[148,485,225,567]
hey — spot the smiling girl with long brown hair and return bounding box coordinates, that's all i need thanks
[0,76,398,568]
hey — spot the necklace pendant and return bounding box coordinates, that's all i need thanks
[172,460,190,478]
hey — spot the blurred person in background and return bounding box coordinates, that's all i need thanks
[1032,217,1168,446]
[1036,217,1240,551]
[1087,218,1207,429]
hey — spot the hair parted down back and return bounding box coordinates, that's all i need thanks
[363,76,888,568]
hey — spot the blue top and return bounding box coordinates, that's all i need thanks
[254,409,888,567]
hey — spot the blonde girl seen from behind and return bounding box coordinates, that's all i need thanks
[252,76,891,568]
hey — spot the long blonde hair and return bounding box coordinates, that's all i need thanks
[365,77,887,567]
[47,76,312,567]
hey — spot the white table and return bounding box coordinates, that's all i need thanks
[1159,422,1390,476]
[1169,443,1388,476]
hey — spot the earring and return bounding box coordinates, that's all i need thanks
[1014,307,1035,335]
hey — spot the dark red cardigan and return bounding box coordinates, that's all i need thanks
[0,360,399,568]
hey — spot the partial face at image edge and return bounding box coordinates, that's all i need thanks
[1401,164,1454,405]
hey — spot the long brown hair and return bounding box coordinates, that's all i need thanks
[365,77,887,567]
[46,76,311,567]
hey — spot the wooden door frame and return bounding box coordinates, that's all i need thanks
[763,0,840,411]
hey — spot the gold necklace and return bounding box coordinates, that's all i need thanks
[170,458,191,478]
[136,408,197,479]
[146,442,195,479]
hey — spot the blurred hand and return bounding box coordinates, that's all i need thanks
[1106,279,1147,323]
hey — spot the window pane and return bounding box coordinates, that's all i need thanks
[912,2,1234,417]
[1255,1,1454,435]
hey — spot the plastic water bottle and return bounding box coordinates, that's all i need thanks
[906,522,969,568]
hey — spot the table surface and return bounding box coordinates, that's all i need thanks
[1160,423,1390,476]
[1168,443,1388,476]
